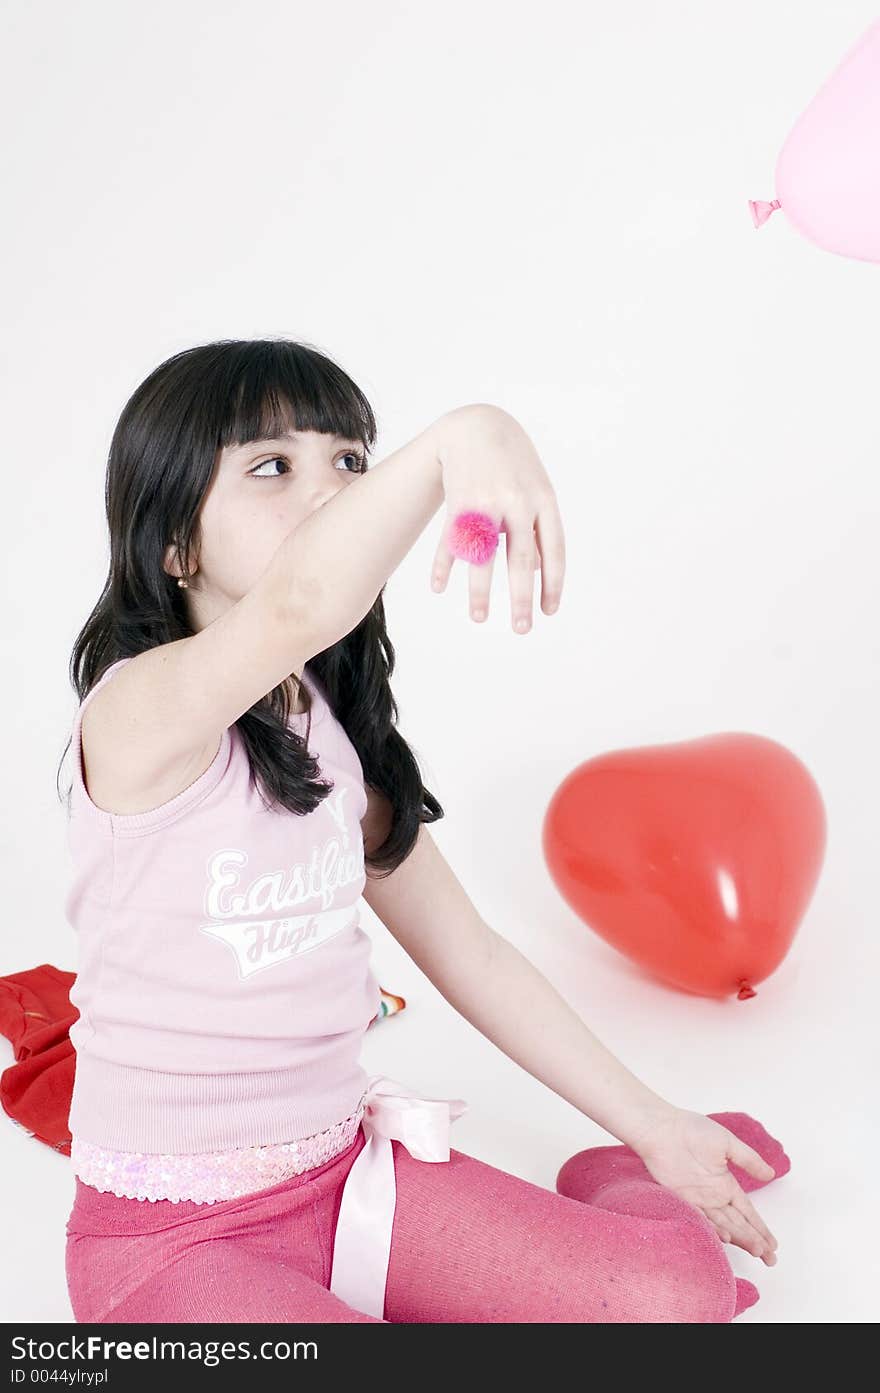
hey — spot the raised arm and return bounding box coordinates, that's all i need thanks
[273,404,484,654]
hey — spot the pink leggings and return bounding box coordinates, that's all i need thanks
[65,1126,750,1323]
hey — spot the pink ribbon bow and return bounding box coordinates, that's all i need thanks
[328,1074,468,1318]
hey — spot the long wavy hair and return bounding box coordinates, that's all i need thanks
[57,337,443,877]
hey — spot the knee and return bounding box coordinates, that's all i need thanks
[645,1212,739,1323]
[565,1210,739,1324]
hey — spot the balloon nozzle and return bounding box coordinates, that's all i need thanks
[736,979,757,1000]
[749,198,782,229]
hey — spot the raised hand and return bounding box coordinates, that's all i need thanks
[430,404,565,635]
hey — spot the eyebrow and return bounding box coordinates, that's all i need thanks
[239,432,360,451]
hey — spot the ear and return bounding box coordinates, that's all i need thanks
[162,540,181,582]
[163,536,193,583]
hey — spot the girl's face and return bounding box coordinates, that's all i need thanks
[165,427,365,627]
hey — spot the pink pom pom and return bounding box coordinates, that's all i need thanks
[447,510,501,565]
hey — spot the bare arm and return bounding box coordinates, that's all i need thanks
[362,814,781,1264]
[362,818,674,1148]
[447,924,673,1148]
[273,404,498,656]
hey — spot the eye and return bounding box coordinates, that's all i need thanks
[340,450,368,472]
[249,457,291,478]
[248,451,366,479]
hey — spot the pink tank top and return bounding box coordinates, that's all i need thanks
[65,654,381,1199]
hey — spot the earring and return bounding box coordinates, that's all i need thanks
[178,572,196,588]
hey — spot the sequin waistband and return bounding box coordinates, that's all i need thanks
[70,1092,367,1205]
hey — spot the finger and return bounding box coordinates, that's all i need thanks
[534,494,565,615]
[704,1203,753,1248]
[729,1138,776,1184]
[430,527,456,594]
[468,542,497,623]
[730,1189,778,1251]
[716,1203,775,1262]
[703,1205,738,1245]
[505,511,539,634]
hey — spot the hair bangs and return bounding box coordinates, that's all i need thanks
[218,340,377,458]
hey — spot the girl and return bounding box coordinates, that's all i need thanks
[62,338,788,1324]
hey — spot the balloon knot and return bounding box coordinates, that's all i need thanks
[749,198,782,229]
[737,980,757,1000]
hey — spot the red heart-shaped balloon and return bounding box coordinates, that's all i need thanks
[542,733,826,999]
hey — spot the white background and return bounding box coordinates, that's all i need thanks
[1,0,877,1324]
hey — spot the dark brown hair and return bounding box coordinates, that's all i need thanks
[57,337,443,877]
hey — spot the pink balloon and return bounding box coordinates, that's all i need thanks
[749,19,880,263]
